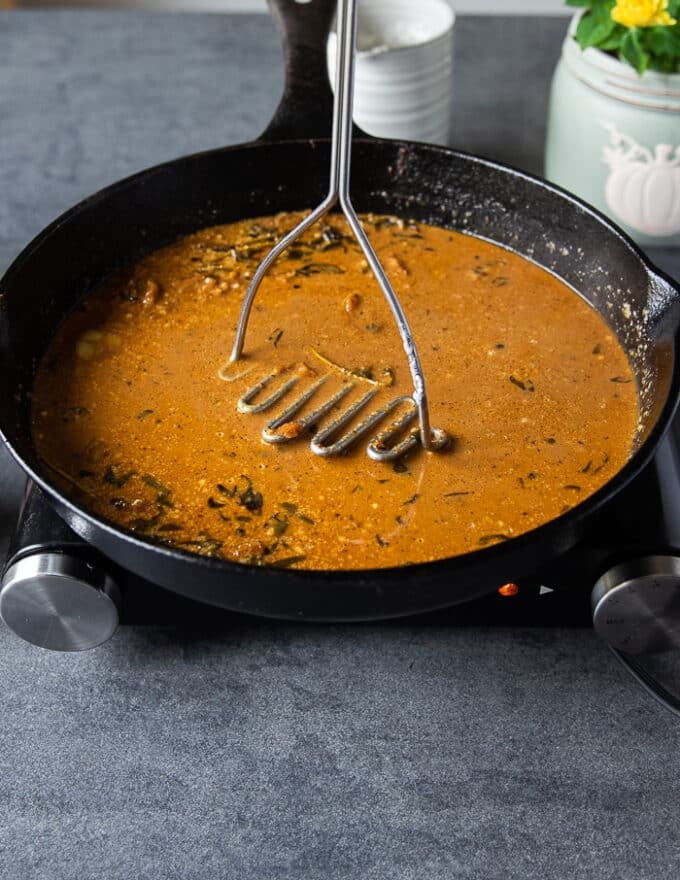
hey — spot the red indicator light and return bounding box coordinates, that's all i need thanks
[498,582,520,597]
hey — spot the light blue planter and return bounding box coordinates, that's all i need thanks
[545,16,680,248]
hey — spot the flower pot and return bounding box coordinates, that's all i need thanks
[544,15,680,247]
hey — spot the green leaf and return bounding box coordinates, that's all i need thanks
[598,31,625,51]
[646,26,680,59]
[621,28,649,74]
[574,7,618,50]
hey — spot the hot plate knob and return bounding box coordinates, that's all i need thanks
[0,552,120,652]
[591,554,680,655]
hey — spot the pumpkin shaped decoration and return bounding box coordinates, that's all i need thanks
[602,123,680,237]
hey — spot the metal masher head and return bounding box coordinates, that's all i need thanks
[226,0,451,461]
[219,353,449,463]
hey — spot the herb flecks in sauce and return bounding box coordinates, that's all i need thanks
[509,375,535,392]
[31,211,639,570]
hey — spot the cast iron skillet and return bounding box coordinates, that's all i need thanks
[1,0,679,620]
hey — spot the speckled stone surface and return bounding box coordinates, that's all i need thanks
[1,11,680,880]
[2,623,680,880]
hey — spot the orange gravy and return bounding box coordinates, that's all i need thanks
[31,212,639,570]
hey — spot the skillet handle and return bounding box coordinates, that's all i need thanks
[648,265,680,337]
[261,0,337,142]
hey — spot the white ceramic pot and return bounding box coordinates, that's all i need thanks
[545,14,680,247]
[326,0,455,145]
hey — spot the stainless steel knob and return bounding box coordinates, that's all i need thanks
[592,554,680,655]
[0,552,120,651]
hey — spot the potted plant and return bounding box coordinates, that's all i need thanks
[544,1,680,246]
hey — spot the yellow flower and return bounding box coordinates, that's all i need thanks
[611,0,677,28]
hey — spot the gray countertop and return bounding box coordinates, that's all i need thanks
[1,10,680,880]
